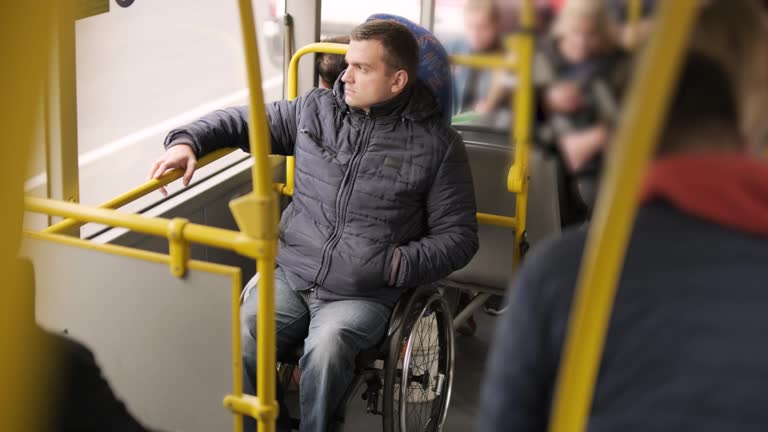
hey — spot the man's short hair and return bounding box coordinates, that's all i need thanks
[658,53,739,154]
[350,20,419,87]
[316,35,350,86]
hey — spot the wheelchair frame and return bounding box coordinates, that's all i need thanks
[278,286,455,432]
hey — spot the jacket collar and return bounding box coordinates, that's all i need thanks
[640,152,768,236]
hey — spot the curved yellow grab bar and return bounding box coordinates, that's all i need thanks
[287,42,349,100]
[284,42,349,197]
[44,148,236,235]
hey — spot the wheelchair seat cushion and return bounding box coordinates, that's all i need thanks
[366,13,453,123]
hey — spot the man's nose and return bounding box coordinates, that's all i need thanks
[342,69,352,83]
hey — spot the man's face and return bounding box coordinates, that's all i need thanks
[342,39,405,111]
[464,10,499,52]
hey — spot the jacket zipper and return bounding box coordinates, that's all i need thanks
[312,114,374,290]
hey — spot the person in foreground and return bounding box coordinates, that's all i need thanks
[477,1,768,431]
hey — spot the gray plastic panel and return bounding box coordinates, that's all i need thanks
[447,128,561,293]
[21,237,237,432]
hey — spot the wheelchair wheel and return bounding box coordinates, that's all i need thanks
[382,292,454,432]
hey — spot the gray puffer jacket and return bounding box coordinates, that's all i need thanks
[165,79,478,307]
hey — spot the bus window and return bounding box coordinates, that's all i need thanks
[24,0,283,236]
[320,0,421,39]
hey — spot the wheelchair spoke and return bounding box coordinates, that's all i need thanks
[385,295,453,432]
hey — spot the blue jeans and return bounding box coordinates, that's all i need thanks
[241,267,391,432]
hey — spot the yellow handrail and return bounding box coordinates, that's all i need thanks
[508,0,536,267]
[287,42,349,100]
[450,53,518,71]
[548,2,699,431]
[44,148,237,235]
[477,212,516,229]
[26,197,263,260]
[626,0,645,49]
[228,1,280,431]
[284,42,349,197]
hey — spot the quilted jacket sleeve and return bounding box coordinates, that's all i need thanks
[394,132,479,287]
[163,94,313,158]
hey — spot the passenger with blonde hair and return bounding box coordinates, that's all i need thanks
[478,2,768,431]
[537,0,629,223]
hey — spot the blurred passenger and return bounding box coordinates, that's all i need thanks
[478,2,768,431]
[449,0,507,116]
[448,0,513,320]
[606,0,656,49]
[315,35,349,89]
[536,0,629,223]
[14,259,162,432]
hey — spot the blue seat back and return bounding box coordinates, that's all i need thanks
[366,14,453,122]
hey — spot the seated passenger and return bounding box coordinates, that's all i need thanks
[315,35,349,89]
[448,0,508,116]
[148,20,478,432]
[478,2,768,431]
[536,0,629,222]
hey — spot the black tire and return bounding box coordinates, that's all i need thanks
[382,292,454,432]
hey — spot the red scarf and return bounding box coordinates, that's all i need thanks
[640,153,768,236]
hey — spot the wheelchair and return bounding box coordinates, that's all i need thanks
[277,285,455,432]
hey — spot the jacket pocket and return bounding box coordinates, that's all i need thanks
[382,244,401,287]
[278,204,299,240]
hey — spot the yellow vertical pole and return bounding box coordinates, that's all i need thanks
[285,42,348,197]
[230,272,244,432]
[626,0,644,49]
[45,0,80,227]
[547,2,699,431]
[509,0,535,267]
[285,47,301,197]
[235,1,279,432]
[0,2,56,431]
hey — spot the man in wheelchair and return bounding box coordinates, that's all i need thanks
[149,20,478,432]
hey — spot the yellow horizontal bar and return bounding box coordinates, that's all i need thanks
[223,394,279,422]
[184,223,273,260]
[28,196,168,236]
[23,230,240,278]
[449,53,518,71]
[477,212,516,229]
[26,197,264,259]
[44,148,236,235]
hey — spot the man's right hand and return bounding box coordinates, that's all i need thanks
[147,144,197,196]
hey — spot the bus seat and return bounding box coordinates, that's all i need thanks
[445,128,561,294]
[366,13,453,123]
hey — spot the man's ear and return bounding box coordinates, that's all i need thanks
[390,70,409,93]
